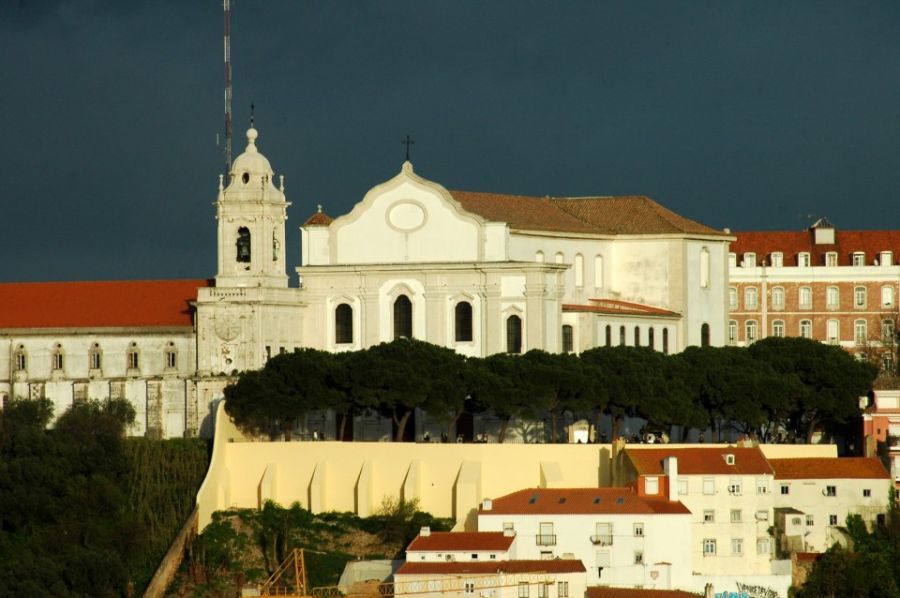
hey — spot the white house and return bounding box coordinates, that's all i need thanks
[405,529,517,562]
[476,487,692,590]
[769,457,891,553]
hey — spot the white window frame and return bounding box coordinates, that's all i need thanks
[745,320,758,344]
[827,319,840,344]
[826,286,839,309]
[799,286,812,309]
[825,251,838,267]
[798,252,811,267]
[743,252,756,267]
[703,538,717,556]
[799,319,812,339]
[883,286,895,308]
[880,251,893,266]
[855,286,867,309]
[728,320,738,345]
[772,320,785,338]
[852,252,866,266]
[770,252,783,267]
[731,538,743,556]
[855,319,868,346]
[729,287,737,310]
[745,287,758,309]
[771,286,784,310]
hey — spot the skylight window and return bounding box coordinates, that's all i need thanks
[528,494,538,504]
[593,497,601,504]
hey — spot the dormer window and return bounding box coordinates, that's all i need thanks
[728,253,737,268]
[881,251,893,266]
[236,227,251,263]
[825,252,838,267]
[724,454,735,465]
[743,252,756,267]
[798,252,811,267]
[770,252,783,267]
[852,252,866,267]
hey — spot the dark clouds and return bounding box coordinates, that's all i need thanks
[3,1,900,282]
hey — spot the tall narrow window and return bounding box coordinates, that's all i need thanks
[127,342,140,370]
[393,295,413,339]
[728,287,737,310]
[701,323,710,347]
[455,302,473,342]
[648,328,655,350]
[236,227,251,263]
[827,319,839,344]
[728,321,738,345]
[554,252,564,264]
[827,286,840,309]
[883,286,895,308]
[336,303,354,344]
[13,345,26,372]
[594,255,604,288]
[855,286,867,309]
[826,252,838,267]
[662,329,669,354]
[506,315,522,354]
[799,320,812,339]
[562,325,574,353]
[574,254,584,287]
[535,250,544,263]
[855,319,868,346]
[89,343,102,370]
[771,287,784,310]
[770,252,783,267]
[165,342,177,369]
[51,344,64,371]
[743,252,756,267]
[883,319,895,344]
[746,320,758,344]
[634,326,641,347]
[620,326,626,346]
[852,252,866,266]
[745,287,758,309]
[772,320,785,338]
[799,287,812,309]
[605,325,612,347]
[700,247,710,288]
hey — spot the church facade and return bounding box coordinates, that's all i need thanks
[0,128,732,438]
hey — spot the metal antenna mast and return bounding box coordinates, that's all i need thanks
[224,0,233,183]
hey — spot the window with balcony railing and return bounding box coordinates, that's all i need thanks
[536,534,557,546]
[589,534,613,546]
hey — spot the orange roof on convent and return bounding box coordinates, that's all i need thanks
[0,279,211,329]
[770,457,889,480]
[407,532,514,552]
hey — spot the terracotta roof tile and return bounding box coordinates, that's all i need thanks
[731,230,900,266]
[0,279,210,329]
[396,560,585,576]
[480,488,690,516]
[449,191,726,237]
[770,457,890,480]
[625,447,773,476]
[586,587,702,598]
[303,210,334,226]
[407,532,514,553]
[563,299,679,318]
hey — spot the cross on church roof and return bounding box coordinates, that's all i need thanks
[402,134,415,161]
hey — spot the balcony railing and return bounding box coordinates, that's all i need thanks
[535,534,557,546]
[589,534,613,546]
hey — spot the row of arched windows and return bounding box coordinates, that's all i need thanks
[728,318,895,346]
[601,324,673,353]
[730,285,895,311]
[11,341,177,374]
[535,251,604,288]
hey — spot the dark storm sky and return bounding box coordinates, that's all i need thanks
[3,0,900,283]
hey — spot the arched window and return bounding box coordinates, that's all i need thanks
[745,320,758,344]
[772,320,785,338]
[855,319,868,346]
[662,329,670,354]
[883,286,895,308]
[127,342,140,370]
[165,342,178,369]
[562,325,574,353]
[728,287,737,310]
[620,326,626,346]
[745,287,758,309]
[634,326,641,347]
[728,320,738,345]
[771,287,784,310]
[89,343,102,370]
[236,227,251,263]
[826,286,840,309]
[594,255,604,288]
[574,254,584,287]
[883,319,895,344]
[455,302,473,342]
[13,345,26,372]
[799,286,812,309]
[827,319,840,344]
[799,320,812,339]
[648,327,655,350]
[700,323,710,347]
[394,295,413,339]
[51,344,64,371]
[506,315,522,354]
[605,325,612,347]
[854,286,867,309]
[700,247,710,288]
[535,251,544,263]
[555,252,564,264]
[335,303,353,344]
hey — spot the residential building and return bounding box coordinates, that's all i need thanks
[476,487,692,589]
[728,219,900,376]
[404,529,516,562]
[770,457,891,553]
[862,389,900,486]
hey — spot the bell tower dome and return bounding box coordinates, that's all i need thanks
[214,127,290,288]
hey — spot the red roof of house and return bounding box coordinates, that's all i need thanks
[770,457,890,480]
[407,532,514,553]
[731,229,900,266]
[625,447,774,476]
[586,587,702,598]
[480,488,690,516]
[0,279,211,329]
[450,191,726,237]
[303,209,334,226]
[563,299,680,318]
[395,560,586,576]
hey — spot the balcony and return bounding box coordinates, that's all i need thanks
[535,534,557,546]
[589,534,613,546]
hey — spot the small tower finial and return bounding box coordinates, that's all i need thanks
[279,175,285,193]
[402,134,415,162]
[317,204,323,213]
[250,102,255,128]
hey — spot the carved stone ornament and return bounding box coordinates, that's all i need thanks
[215,314,240,341]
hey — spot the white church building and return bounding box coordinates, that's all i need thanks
[0,127,732,438]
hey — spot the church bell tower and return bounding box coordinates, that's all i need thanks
[215,127,290,288]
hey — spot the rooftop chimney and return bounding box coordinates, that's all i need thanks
[482,498,493,511]
[663,456,678,502]
[420,526,431,537]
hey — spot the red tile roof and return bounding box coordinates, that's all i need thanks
[450,191,727,236]
[480,488,690,516]
[586,587,702,598]
[407,532,514,553]
[396,560,586,576]
[563,299,679,318]
[625,447,774,476]
[770,457,890,480]
[0,279,210,329]
[731,230,900,266]
[303,209,334,226]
